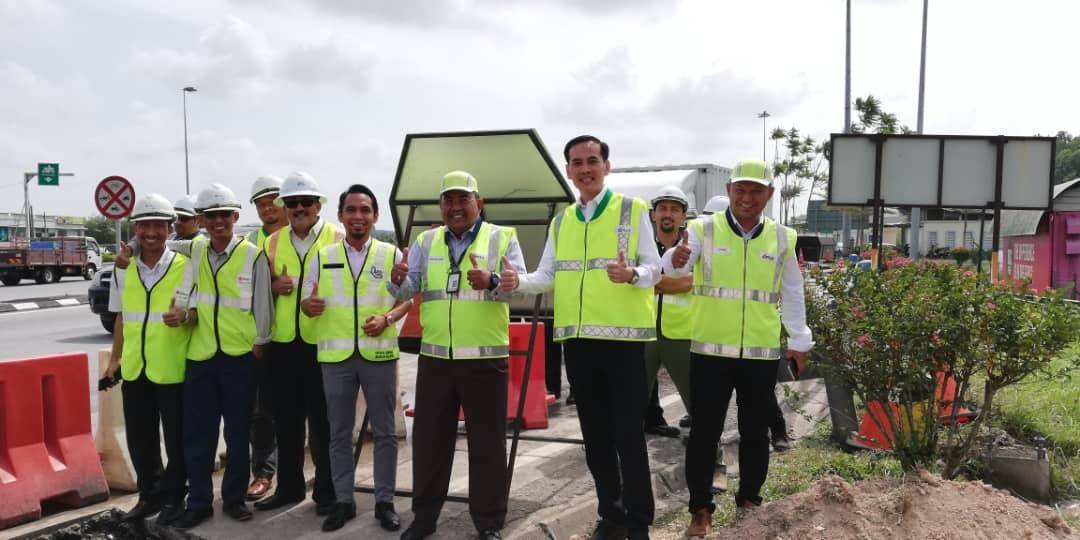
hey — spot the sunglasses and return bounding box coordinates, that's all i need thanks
[284,197,319,209]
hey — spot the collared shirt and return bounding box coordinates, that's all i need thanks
[388,219,526,301]
[291,218,326,261]
[301,236,405,293]
[661,208,814,352]
[517,186,662,294]
[108,248,178,313]
[181,235,275,346]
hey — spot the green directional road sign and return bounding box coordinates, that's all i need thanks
[38,163,59,186]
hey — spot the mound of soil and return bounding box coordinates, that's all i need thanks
[655,471,1075,539]
[20,509,205,540]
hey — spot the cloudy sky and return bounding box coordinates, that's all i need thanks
[1,0,1076,225]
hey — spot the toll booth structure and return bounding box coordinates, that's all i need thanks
[1000,177,1080,296]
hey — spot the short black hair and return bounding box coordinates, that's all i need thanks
[563,135,609,162]
[338,184,379,215]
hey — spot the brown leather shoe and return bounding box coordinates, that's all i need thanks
[246,477,272,501]
[685,508,712,538]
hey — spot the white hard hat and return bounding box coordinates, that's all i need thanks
[195,183,242,212]
[275,171,327,207]
[702,195,730,215]
[131,193,176,222]
[249,175,283,204]
[651,186,689,210]
[174,194,198,217]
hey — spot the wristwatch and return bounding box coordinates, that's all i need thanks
[629,268,639,285]
[488,273,501,291]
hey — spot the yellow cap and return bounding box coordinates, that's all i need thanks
[440,170,479,195]
[729,159,773,186]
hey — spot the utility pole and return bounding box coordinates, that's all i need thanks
[757,110,771,162]
[910,0,929,259]
[841,0,852,255]
[183,86,198,194]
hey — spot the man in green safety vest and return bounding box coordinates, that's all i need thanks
[254,171,343,515]
[665,159,814,538]
[390,170,526,540]
[300,184,413,532]
[244,175,286,502]
[504,135,661,540]
[164,183,274,529]
[105,193,193,526]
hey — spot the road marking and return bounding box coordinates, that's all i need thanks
[0,305,87,317]
[11,302,38,310]
[56,298,81,306]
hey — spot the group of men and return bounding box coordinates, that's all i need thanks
[105,133,812,540]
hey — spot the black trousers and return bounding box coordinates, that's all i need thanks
[564,339,654,531]
[685,354,779,512]
[544,321,564,398]
[250,357,277,479]
[268,339,334,505]
[122,373,185,505]
[183,352,256,510]
[411,355,508,533]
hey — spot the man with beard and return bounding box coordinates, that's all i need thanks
[301,184,413,532]
[172,195,203,241]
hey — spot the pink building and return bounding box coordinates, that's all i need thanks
[1000,178,1080,295]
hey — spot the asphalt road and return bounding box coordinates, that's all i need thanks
[0,275,94,303]
[0,304,111,360]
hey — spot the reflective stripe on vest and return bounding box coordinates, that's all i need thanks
[120,254,192,384]
[418,222,514,359]
[315,239,399,363]
[551,192,656,342]
[658,289,692,340]
[187,239,260,361]
[689,214,792,360]
[267,222,340,344]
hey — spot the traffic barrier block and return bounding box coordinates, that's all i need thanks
[0,353,109,529]
[507,322,549,429]
[93,348,137,492]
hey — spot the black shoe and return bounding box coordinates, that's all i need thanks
[254,493,304,511]
[565,393,575,405]
[375,501,401,531]
[155,503,184,527]
[590,519,629,540]
[400,523,436,540]
[627,527,650,540]
[322,502,356,532]
[679,414,692,428]
[223,501,253,521]
[644,424,681,438]
[772,431,793,452]
[315,500,336,516]
[478,529,502,540]
[122,500,162,521]
[173,507,214,530]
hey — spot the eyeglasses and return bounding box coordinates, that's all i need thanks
[202,211,234,221]
[283,197,319,209]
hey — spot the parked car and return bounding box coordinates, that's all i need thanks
[88,263,115,333]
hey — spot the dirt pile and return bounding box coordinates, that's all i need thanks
[660,471,1076,539]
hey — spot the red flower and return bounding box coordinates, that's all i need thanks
[857,334,873,347]
[985,302,997,311]
[851,306,866,319]
[930,331,942,346]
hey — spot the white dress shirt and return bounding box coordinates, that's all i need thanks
[302,237,404,295]
[108,249,178,313]
[661,209,814,352]
[517,187,662,294]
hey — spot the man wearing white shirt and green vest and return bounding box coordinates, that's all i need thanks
[301,184,413,532]
[255,171,342,514]
[104,194,193,527]
[503,135,660,540]
[664,159,813,538]
[165,183,274,529]
[390,171,525,540]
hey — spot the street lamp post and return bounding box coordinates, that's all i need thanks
[182,86,197,195]
[756,110,771,162]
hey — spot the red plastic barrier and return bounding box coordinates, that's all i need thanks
[406,322,554,430]
[848,371,975,452]
[0,353,109,529]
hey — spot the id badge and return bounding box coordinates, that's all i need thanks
[446,270,461,293]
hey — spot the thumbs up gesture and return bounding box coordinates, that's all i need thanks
[391,247,409,286]
[301,283,326,317]
[115,241,132,270]
[163,296,187,327]
[607,250,635,284]
[272,265,295,296]
[466,252,492,290]
[672,229,692,269]
[498,255,518,291]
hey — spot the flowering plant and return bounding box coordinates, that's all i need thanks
[806,261,1080,476]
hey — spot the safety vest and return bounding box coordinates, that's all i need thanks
[314,239,399,363]
[186,239,260,361]
[267,222,340,344]
[688,213,794,360]
[120,253,192,384]
[418,221,515,359]
[552,190,656,342]
[657,245,692,340]
[246,227,269,251]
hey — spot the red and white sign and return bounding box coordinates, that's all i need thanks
[95,176,135,219]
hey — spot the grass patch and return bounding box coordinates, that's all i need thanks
[988,344,1080,498]
[654,423,902,531]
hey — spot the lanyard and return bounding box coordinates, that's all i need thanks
[445,221,482,271]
